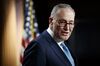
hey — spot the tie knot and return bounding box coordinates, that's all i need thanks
[60,43,66,48]
[60,43,68,52]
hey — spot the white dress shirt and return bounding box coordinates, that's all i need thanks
[47,27,64,45]
[47,27,66,49]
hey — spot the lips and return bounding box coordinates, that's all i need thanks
[61,32,69,36]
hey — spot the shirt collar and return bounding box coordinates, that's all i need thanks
[47,27,54,38]
[47,27,64,45]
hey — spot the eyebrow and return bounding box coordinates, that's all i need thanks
[58,19,74,23]
[69,20,74,23]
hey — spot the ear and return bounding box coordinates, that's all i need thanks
[49,17,53,24]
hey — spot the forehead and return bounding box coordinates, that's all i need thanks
[55,8,75,20]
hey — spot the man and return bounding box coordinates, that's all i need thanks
[23,3,77,66]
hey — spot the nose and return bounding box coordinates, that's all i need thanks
[63,23,69,31]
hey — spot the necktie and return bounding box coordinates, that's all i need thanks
[60,43,75,66]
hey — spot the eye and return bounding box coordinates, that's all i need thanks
[58,19,66,23]
[69,20,74,25]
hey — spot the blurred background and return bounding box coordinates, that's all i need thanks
[0,0,100,66]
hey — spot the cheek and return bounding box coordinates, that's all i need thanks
[54,26,62,34]
[69,26,74,32]
[57,28,62,35]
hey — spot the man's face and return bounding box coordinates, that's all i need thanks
[50,8,75,41]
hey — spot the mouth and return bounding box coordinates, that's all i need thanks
[61,32,69,36]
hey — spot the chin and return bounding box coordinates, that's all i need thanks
[61,36,69,41]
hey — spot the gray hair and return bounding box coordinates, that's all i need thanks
[50,3,75,18]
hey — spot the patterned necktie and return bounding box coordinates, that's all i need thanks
[60,43,75,66]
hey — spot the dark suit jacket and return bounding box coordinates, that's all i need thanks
[22,30,77,66]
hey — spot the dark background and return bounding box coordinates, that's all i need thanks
[33,0,100,66]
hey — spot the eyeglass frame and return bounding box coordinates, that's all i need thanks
[56,19,75,27]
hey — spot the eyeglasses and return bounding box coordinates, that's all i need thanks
[57,19,74,27]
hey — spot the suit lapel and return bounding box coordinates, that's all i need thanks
[42,30,72,66]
